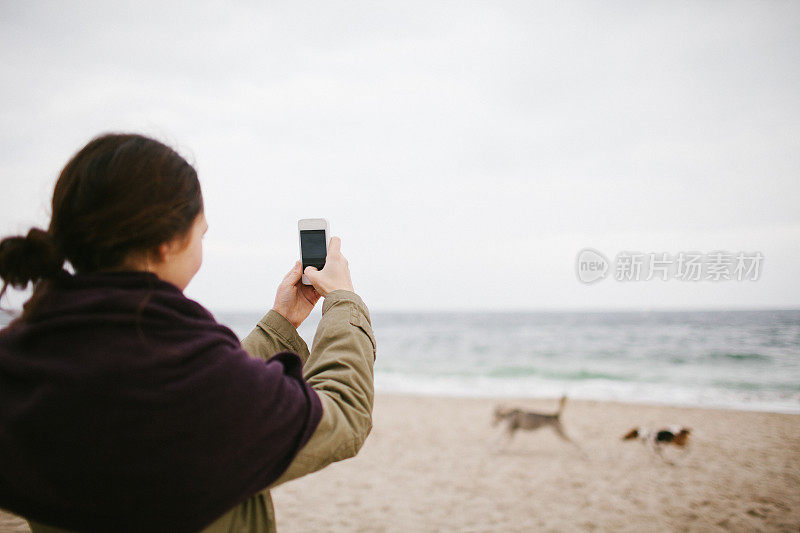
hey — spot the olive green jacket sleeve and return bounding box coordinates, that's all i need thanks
[251,289,376,486]
[200,289,376,532]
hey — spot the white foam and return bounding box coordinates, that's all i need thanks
[374,372,800,414]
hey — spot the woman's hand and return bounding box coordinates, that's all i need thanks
[303,236,354,297]
[272,261,321,329]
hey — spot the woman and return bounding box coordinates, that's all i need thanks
[0,133,376,532]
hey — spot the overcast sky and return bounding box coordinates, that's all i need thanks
[1,1,798,312]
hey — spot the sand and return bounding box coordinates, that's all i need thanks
[273,395,799,532]
[2,394,798,532]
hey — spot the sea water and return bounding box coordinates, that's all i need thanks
[3,308,797,413]
[219,308,800,413]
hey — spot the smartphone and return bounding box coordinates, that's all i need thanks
[298,218,329,285]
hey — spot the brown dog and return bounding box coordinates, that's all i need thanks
[493,396,571,442]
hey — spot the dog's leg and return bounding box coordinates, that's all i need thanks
[490,419,515,451]
[494,427,514,453]
[550,421,573,442]
[643,438,659,463]
[653,444,675,466]
[506,425,517,442]
[489,419,509,449]
[499,421,518,451]
[552,422,588,458]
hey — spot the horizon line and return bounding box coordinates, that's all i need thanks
[211,305,800,315]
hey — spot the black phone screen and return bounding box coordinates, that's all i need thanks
[300,230,327,270]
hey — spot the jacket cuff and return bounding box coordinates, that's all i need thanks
[322,290,376,361]
[258,309,307,355]
[322,290,371,322]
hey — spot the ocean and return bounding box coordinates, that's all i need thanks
[3,308,798,413]
[221,308,800,414]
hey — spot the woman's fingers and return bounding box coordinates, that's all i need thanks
[327,236,341,256]
[300,283,320,303]
[303,265,319,282]
[283,260,302,285]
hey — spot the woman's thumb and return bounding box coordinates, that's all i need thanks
[304,266,318,279]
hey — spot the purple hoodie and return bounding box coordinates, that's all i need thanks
[0,270,322,532]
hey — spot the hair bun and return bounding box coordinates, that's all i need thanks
[0,228,65,289]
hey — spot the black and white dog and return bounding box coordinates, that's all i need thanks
[622,425,691,458]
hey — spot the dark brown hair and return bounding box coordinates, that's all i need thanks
[0,133,203,320]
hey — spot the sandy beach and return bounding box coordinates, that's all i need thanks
[274,395,800,532]
[2,394,798,532]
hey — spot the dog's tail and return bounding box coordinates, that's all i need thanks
[556,395,567,418]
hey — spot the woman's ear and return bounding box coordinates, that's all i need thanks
[160,231,192,260]
[154,242,172,263]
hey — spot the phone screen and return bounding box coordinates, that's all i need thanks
[300,230,327,271]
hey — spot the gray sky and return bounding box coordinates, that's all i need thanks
[1,1,799,312]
